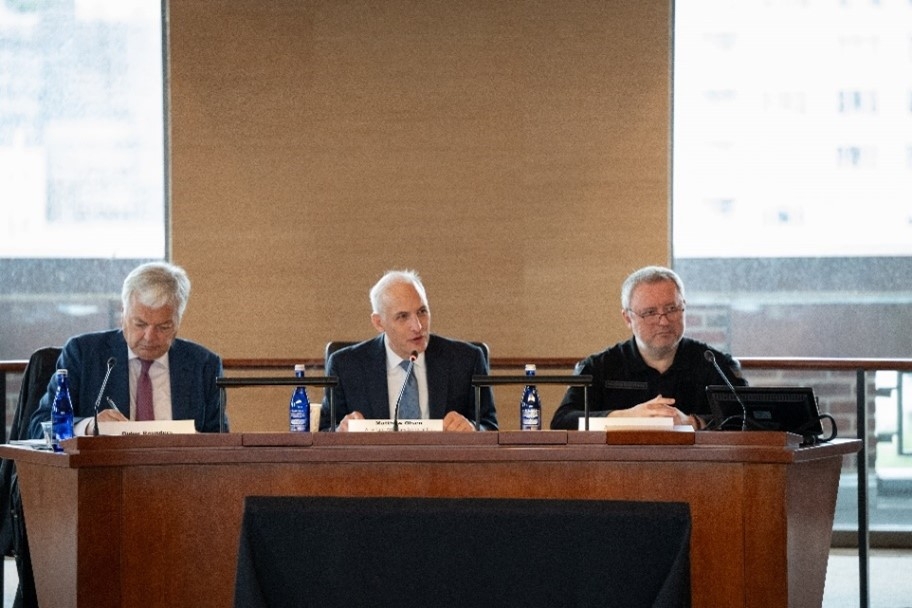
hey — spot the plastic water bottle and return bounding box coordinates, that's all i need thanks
[51,369,75,451]
[290,364,311,432]
[519,364,542,430]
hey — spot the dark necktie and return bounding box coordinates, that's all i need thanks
[398,360,420,419]
[137,359,155,421]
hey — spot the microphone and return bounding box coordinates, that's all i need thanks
[92,357,116,436]
[704,350,748,431]
[393,351,418,432]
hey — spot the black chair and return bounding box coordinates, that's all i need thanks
[324,340,490,364]
[0,346,61,608]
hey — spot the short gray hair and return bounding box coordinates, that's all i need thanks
[370,269,427,315]
[620,266,685,310]
[121,262,192,321]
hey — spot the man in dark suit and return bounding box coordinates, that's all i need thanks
[322,270,497,431]
[29,261,226,438]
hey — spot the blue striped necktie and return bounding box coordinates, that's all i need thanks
[398,360,420,419]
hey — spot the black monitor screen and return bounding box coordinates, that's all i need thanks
[705,385,824,439]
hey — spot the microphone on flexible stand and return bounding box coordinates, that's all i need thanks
[92,357,117,436]
[393,351,418,432]
[704,350,748,431]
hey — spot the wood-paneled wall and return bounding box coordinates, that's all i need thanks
[167,0,671,431]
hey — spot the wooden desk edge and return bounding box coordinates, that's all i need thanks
[0,433,860,469]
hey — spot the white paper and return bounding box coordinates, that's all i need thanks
[580,417,678,431]
[10,438,52,449]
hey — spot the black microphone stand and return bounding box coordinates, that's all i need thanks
[92,358,116,436]
[393,351,418,432]
[704,350,748,431]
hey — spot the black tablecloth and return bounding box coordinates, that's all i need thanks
[234,496,691,608]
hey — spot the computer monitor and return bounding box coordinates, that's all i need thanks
[705,385,825,441]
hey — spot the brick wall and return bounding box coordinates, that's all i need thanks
[688,305,869,470]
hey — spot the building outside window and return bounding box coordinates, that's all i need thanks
[673,0,912,544]
[0,0,165,361]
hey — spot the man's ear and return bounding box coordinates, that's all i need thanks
[370,313,384,333]
[621,308,634,330]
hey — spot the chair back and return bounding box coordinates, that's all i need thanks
[9,347,61,442]
[324,341,490,364]
[0,346,60,608]
[324,341,355,362]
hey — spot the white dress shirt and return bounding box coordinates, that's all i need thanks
[128,349,173,421]
[76,349,174,435]
[383,337,428,419]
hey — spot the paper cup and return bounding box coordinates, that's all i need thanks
[309,403,322,432]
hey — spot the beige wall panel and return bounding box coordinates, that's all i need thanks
[168,0,670,430]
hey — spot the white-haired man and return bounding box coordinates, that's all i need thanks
[30,261,225,437]
[322,269,497,432]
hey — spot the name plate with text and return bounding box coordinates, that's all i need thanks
[580,417,680,431]
[347,419,444,432]
[97,419,197,436]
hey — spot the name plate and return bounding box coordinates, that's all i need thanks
[580,417,678,431]
[348,419,444,432]
[97,419,197,436]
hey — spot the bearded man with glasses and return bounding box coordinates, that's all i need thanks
[550,265,746,430]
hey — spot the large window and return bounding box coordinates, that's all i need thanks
[673,0,912,546]
[674,0,912,263]
[0,0,165,360]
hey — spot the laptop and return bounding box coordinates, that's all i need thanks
[705,385,825,442]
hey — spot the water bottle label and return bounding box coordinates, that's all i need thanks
[290,379,310,432]
[290,410,310,432]
[520,407,541,430]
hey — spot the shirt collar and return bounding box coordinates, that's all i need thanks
[382,335,424,370]
[127,347,170,370]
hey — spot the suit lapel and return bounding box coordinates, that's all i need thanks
[168,341,189,419]
[424,336,447,419]
[366,336,391,418]
[107,331,131,416]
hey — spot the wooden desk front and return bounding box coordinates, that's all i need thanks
[0,431,859,608]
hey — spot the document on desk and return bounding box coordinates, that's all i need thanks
[9,439,53,450]
[580,417,679,431]
[347,419,444,432]
[97,419,197,435]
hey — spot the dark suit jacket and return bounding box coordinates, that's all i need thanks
[28,329,226,438]
[321,334,498,431]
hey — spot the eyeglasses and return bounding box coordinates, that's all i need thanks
[627,304,685,324]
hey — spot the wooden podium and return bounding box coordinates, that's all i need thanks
[0,430,859,608]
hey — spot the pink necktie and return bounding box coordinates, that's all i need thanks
[137,359,154,421]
